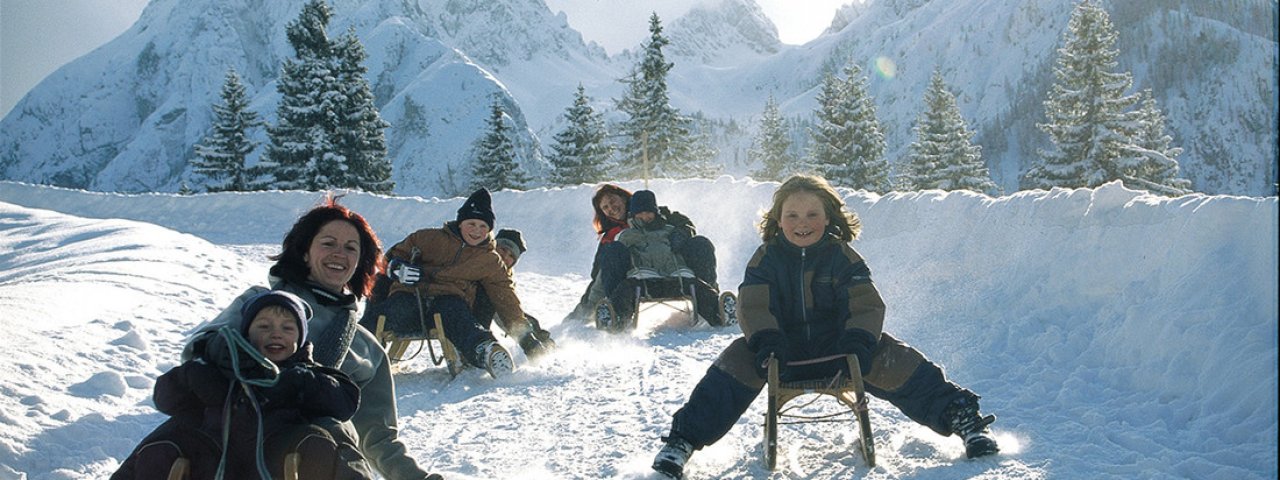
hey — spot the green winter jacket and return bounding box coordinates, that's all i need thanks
[616,216,691,277]
[184,277,430,480]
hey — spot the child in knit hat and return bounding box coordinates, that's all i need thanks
[473,228,555,359]
[362,188,556,378]
[493,228,527,268]
[112,290,364,480]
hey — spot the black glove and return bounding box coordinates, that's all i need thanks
[388,258,422,286]
[838,330,877,376]
[258,365,313,407]
[519,329,556,359]
[200,331,277,382]
[749,330,788,379]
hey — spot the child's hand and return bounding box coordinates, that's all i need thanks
[258,365,313,406]
[750,331,788,378]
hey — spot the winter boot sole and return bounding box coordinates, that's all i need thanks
[716,291,738,327]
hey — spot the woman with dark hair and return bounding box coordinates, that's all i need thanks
[567,184,632,320]
[591,184,632,245]
[180,196,444,480]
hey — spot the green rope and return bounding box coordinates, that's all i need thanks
[212,325,280,479]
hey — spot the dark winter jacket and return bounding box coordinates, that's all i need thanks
[385,222,529,338]
[187,278,429,480]
[737,230,886,361]
[155,342,359,475]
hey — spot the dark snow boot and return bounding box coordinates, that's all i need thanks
[594,299,618,332]
[944,397,999,459]
[717,291,738,327]
[652,436,694,479]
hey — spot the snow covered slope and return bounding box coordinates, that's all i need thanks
[0,179,1275,478]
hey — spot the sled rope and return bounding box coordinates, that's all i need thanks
[212,325,279,480]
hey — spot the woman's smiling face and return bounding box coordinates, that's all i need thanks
[305,220,361,293]
[778,191,828,248]
[599,193,626,223]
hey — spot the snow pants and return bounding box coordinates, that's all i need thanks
[423,295,497,367]
[665,333,978,449]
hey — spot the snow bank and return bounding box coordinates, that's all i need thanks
[0,179,1275,478]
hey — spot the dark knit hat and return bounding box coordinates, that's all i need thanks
[629,190,659,217]
[240,290,312,349]
[456,188,495,229]
[494,228,527,261]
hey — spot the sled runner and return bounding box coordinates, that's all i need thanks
[166,458,188,480]
[594,268,737,332]
[764,354,875,470]
[374,313,464,378]
[165,453,301,480]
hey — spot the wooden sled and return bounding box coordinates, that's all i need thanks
[374,313,464,378]
[167,453,301,480]
[764,354,876,470]
[594,271,737,331]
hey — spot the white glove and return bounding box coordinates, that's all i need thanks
[389,259,421,286]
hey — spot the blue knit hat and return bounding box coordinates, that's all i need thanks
[629,190,658,217]
[240,290,312,349]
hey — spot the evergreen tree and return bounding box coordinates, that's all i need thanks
[548,84,612,185]
[614,13,717,181]
[265,0,333,191]
[471,97,529,191]
[748,95,795,182]
[264,0,392,193]
[331,29,393,194]
[193,68,262,192]
[1026,0,1138,190]
[808,63,890,192]
[1125,89,1192,195]
[901,69,997,193]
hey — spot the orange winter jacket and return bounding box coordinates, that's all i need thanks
[386,223,528,337]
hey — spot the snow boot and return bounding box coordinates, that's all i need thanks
[717,291,738,327]
[594,299,617,331]
[944,397,999,458]
[475,340,513,379]
[651,436,694,479]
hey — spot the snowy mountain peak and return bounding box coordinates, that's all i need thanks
[665,0,782,66]
[416,0,608,68]
[825,0,872,36]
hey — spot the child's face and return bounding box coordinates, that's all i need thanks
[634,211,657,224]
[779,191,828,248]
[459,219,491,246]
[247,307,301,363]
[497,246,518,269]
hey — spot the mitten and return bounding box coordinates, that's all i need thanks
[838,329,877,375]
[258,365,312,406]
[388,258,422,286]
[200,331,276,381]
[749,330,788,378]
[519,329,556,359]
